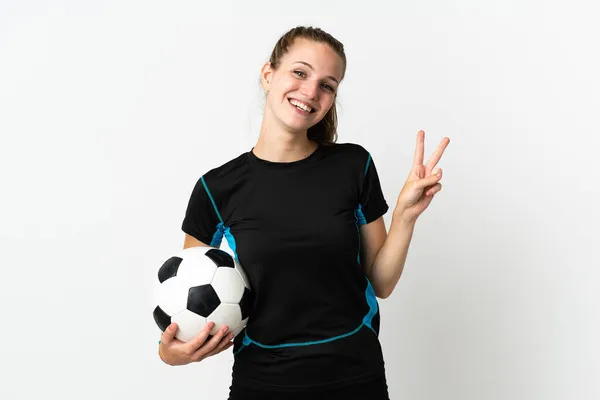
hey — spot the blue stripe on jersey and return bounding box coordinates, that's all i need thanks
[201,177,242,264]
[356,153,371,227]
[355,207,363,264]
[362,277,379,334]
[210,223,225,247]
[356,203,367,226]
[235,276,378,354]
[201,175,227,248]
[358,153,380,335]
[200,175,224,222]
[364,153,371,177]
[243,323,365,349]
[223,225,240,262]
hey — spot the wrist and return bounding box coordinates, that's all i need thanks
[392,208,417,228]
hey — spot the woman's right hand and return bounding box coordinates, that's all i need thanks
[158,322,235,366]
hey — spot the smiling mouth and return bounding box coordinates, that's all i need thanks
[288,98,316,113]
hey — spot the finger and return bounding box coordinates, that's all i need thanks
[191,325,230,359]
[201,342,234,362]
[192,330,232,362]
[186,322,216,352]
[413,130,425,167]
[425,137,450,173]
[160,323,179,346]
[414,171,442,190]
[203,333,235,359]
[426,183,442,196]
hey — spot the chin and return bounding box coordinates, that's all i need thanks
[274,104,322,132]
[281,115,314,131]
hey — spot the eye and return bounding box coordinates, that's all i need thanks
[294,70,336,93]
[321,83,335,92]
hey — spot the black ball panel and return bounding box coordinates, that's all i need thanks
[188,284,221,317]
[205,248,234,268]
[239,287,253,320]
[153,305,171,332]
[158,256,182,283]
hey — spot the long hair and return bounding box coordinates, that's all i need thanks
[264,26,347,145]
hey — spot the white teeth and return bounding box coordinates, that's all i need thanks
[289,99,312,112]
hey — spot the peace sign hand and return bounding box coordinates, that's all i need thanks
[394,130,450,224]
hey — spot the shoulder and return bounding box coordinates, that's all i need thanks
[329,141,369,156]
[200,150,252,183]
[325,142,372,168]
[194,151,251,195]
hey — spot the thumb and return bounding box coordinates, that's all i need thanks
[161,323,178,345]
[415,170,441,190]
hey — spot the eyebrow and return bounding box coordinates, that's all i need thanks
[293,61,339,84]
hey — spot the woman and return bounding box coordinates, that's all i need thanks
[158,26,450,400]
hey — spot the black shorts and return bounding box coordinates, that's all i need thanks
[227,373,390,400]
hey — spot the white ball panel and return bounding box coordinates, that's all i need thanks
[234,260,251,290]
[232,317,249,338]
[171,309,208,343]
[176,247,218,286]
[157,276,188,316]
[211,267,244,303]
[207,303,242,336]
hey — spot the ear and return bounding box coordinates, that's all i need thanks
[260,61,273,92]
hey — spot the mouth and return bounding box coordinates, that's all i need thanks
[288,98,316,114]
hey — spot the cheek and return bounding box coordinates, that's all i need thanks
[269,80,294,102]
[319,99,335,115]
[273,74,294,89]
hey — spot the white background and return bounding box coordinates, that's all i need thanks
[1,1,599,399]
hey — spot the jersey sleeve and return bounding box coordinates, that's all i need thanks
[181,176,223,246]
[358,152,389,225]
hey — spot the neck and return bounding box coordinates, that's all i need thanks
[253,118,318,163]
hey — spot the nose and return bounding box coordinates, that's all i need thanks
[299,79,319,100]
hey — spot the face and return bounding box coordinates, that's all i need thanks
[261,38,345,134]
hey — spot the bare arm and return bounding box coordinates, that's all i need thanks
[183,233,215,249]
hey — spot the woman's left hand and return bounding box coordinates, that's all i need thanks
[394,130,450,224]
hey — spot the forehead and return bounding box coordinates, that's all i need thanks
[281,38,345,81]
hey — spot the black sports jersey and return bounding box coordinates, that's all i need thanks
[181,142,390,394]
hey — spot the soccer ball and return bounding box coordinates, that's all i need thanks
[153,246,252,342]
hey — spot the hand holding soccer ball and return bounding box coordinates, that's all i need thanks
[158,321,234,366]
